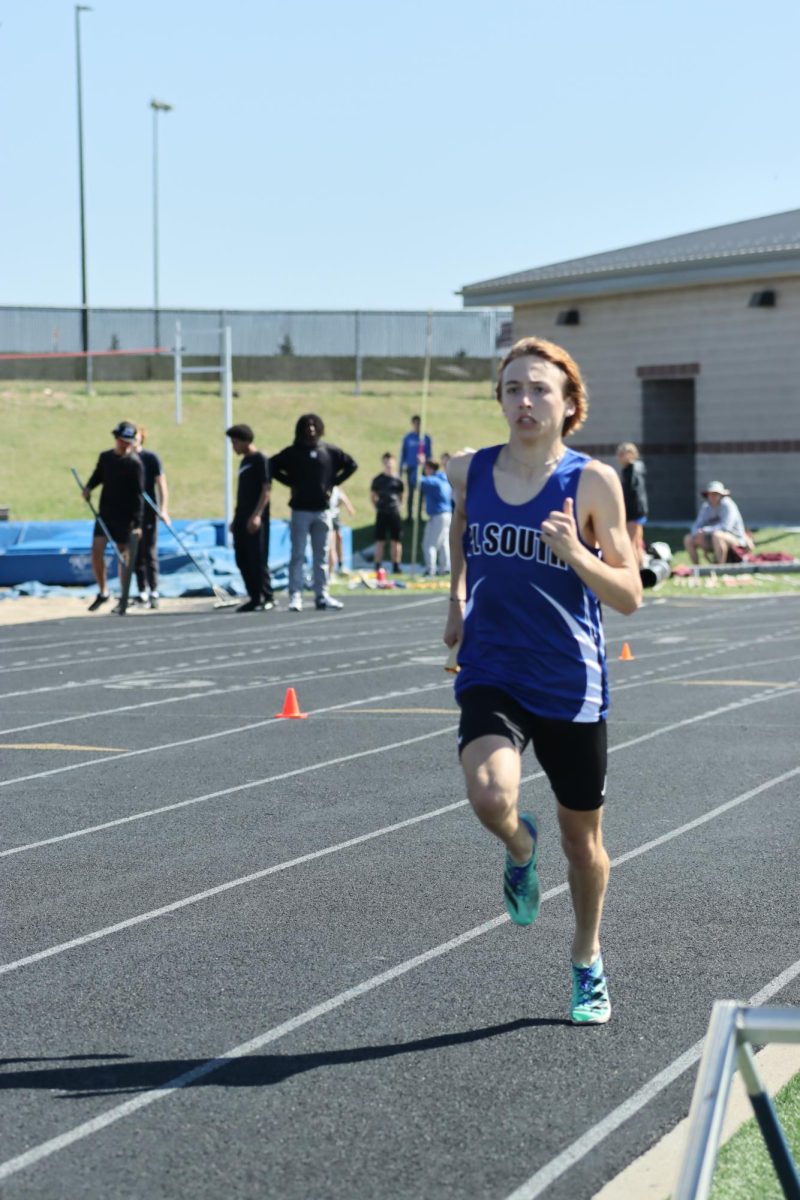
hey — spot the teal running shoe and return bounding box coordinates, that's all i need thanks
[570,955,611,1024]
[503,812,540,926]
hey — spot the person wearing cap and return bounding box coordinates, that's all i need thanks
[133,426,169,610]
[684,481,750,565]
[226,423,275,613]
[82,421,144,613]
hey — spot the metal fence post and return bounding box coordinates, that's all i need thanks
[174,320,182,425]
[674,1000,740,1200]
[354,310,362,396]
[222,325,233,547]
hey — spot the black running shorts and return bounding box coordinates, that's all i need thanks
[375,510,403,542]
[457,684,607,812]
[94,517,134,546]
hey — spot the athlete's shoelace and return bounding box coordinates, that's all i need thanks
[573,965,606,1005]
[505,860,533,894]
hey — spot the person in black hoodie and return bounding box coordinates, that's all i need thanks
[270,413,357,612]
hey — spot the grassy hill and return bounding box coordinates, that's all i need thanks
[3,378,799,576]
[1,378,499,543]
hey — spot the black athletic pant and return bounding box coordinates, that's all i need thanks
[135,522,159,593]
[233,513,273,605]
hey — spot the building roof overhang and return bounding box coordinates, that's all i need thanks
[460,209,800,307]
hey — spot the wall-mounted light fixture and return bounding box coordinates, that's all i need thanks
[748,290,776,308]
[556,308,580,326]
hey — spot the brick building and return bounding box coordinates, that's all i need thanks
[461,210,800,523]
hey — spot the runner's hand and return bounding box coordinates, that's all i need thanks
[540,496,581,564]
[247,514,262,534]
[443,603,463,648]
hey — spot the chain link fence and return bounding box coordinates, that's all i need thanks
[0,306,512,385]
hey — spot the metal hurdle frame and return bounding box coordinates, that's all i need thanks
[173,320,234,545]
[675,1000,800,1199]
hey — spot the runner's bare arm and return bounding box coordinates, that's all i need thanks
[540,461,641,615]
[443,453,473,646]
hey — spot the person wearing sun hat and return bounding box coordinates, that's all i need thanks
[683,480,750,565]
[82,420,144,612]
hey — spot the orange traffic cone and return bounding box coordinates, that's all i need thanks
[618,642,635,661]
[275,687,308,719]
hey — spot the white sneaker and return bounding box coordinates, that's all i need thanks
[315,595,343,610]
[288,592,303,612]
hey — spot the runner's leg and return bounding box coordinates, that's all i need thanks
[92,534,109,593]
[460,735,534,863]
[557,803,609,966]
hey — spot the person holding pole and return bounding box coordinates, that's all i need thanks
[226,423,275,613]
[134,426,169,609]
[82,420,144,614]
[443,337,641,1024]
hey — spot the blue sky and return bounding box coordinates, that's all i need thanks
[3,0,800,311]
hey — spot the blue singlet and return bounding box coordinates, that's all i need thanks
[454,445,608,723]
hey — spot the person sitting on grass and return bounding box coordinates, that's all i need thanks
[683,482,751,565]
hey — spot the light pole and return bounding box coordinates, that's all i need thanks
[151,99,172,351]
[75,4,92,388]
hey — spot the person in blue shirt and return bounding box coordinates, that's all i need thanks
[444,336,641,1025]
[419,459,453,575]
[399,415,432,521]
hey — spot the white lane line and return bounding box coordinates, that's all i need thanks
[3,676,798,859]
[1,765,797,1184]
[0,623,444,699]
[3,618,796,737]
[0,648,414,732]
[0,597,769,684]
[0,668,451,786]
[0,592,769,654]
[4,611,798,712]
[0,597,448,672]
[615,649,800,694]
[1,723,459,858]
[504,947,800,1200]
[3,671,797,797]
[3,713,799,980]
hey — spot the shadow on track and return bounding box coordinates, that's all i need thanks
[1,1017,570,1099]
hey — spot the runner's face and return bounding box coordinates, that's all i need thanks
[499,356,571,441]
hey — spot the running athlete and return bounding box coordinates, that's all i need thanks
[444,337,641,1024]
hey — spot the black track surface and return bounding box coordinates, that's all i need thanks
[2,593,799,1199]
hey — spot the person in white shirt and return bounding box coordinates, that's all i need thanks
[684,481,750,564]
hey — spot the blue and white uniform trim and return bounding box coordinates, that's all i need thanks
[454,445,608,723]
